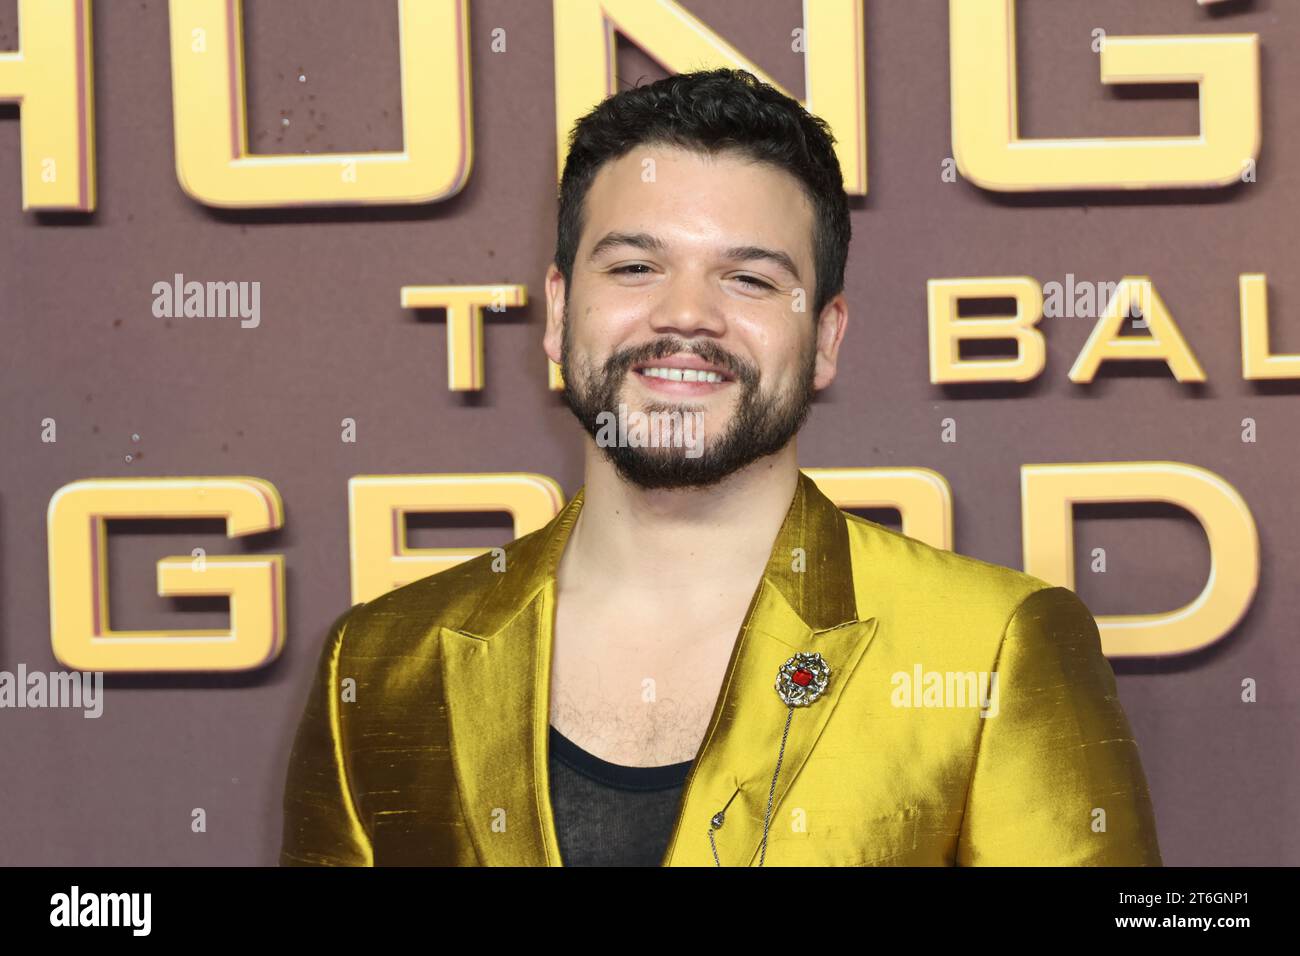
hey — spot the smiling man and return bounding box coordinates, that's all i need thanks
[281,69,1162,867]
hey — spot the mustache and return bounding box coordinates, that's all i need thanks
[602,338,757,386]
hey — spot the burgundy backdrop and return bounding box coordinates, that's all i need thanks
[1,0,1295,865]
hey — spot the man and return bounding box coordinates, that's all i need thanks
[281,69,1161,866]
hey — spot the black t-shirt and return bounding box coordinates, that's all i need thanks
[548,724,693,866]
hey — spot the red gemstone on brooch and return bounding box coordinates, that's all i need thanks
[775,652,829,707]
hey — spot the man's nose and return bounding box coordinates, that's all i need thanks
[649,270,727,338]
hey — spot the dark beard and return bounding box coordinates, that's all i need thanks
[559,315,817,490]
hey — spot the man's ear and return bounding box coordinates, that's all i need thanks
[812,292,848,390]
[542,263,567,366]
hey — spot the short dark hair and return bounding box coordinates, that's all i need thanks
[555,68,851,320]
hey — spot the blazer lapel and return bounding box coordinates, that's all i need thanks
[438,471,878,866]
[439,492,581,866]
[439,593,558,866]
[660,472,879,865]
[659,586,878,865]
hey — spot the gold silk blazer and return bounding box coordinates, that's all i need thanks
[281,471,1162,866]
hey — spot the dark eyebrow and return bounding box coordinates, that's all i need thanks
[588,232,802,284]
[722,245,802,283]
[587,231,666,261]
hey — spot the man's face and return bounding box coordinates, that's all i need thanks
[544,145,845,490]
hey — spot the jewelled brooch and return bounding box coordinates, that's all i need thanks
[774,651,831,707]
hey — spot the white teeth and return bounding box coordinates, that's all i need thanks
[639,367,724,383]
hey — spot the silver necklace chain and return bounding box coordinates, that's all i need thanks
[706,651,829,866]
[708,703,795,866]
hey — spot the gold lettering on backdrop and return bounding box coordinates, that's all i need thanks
[804,468,954,550]
[47,477,285,671]
[0,0,95,210]
[553,0,867,194]
[42,466,1262,668]
[1239,274,1300,379]
[400,285,528,390]
[927,278,1046,385]
[167,0,472,207]
[0,3,1273,207]
[1022,462,1258,657]
[1069,278,1206,383]
[929,274,1293,383]
[9,5,1274,667]
[949,0,1261,190]
[348,473,565,604]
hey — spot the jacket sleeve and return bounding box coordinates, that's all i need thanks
[956,586,1162,865]
[280,605,374,866]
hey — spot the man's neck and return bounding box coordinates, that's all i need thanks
[556,444,800,597]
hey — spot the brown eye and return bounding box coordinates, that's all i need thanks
[612,264,653,276]
[734,274,775,291]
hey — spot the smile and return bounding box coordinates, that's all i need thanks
[630,364,735,396]
[636,366,727,384]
